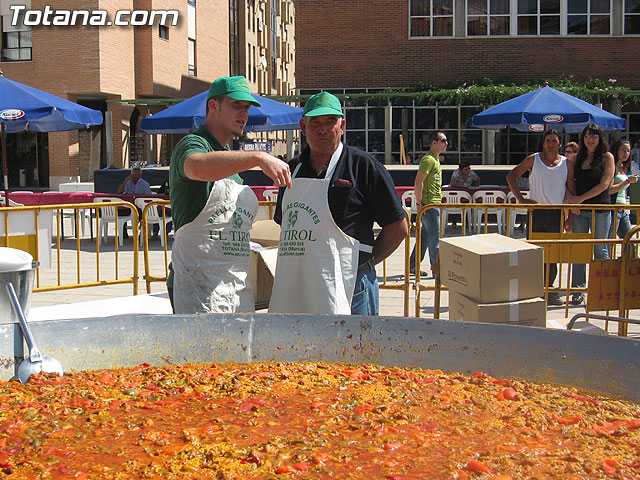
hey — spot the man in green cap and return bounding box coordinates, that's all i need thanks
[168,75,291,314]
[269,92,408,315]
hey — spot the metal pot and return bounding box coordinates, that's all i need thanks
[0,313,638,400]
[0,262,37,326]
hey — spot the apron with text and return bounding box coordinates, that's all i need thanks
[268,152,360,314]
[172,178,258,314]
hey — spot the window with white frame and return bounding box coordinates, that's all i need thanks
[188,1,196,76]
[1,11,31,62]
[517,0,561,35]
[467,0,510,36]
[567,0,611,35]
[409,0,454,37]
[625,0,640,33]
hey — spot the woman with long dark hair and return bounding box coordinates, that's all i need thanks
[608,139,639,245]
[566,124,615,305]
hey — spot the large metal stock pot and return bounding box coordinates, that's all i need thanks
[0,314,638,400]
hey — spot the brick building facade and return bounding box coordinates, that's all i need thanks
[295,0,640,165]
[0,0,296,188]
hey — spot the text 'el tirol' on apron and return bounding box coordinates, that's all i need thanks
[269,143,370,315]
[172,178,258,314]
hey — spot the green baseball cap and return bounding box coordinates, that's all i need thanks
[207,76,261,106]
[303,92,343,117]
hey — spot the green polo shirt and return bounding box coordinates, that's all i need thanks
[418,151,442,205]
[167,125,243,289]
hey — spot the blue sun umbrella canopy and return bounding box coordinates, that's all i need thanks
[140,91,303,134]
[466,86,626,133]
[0,76,103,134]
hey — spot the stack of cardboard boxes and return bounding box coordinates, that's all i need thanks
[440,233,547,328]
[249,220,280,306]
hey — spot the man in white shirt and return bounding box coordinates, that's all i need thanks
[118,167,153,194]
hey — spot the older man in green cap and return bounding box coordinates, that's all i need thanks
[168,75,291,314]
[269,92,408,315]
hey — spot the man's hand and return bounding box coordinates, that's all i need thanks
[117,175,132,194]
[519,198,537,204]
[257,152,291,188]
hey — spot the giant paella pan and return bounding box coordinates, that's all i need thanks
[0,314,638,479]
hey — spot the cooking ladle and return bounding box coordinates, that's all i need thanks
[6,283,63,383]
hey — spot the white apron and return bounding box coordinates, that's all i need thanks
[172,179,258,314]
[269,146,361,314]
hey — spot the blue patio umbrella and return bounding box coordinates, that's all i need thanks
[0,75,103,200]
[466,86,625,133]
[140,91,303,134]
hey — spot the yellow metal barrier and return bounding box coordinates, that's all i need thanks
[1,202,139,295]
[377,209,412,317]
[139,200,414,317]
[413,202,639,330]
[139,199,172,293]
[7,196,636,324]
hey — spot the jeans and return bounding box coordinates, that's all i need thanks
[351,267,379,315]
[409,208,440,271]
[529,209,562,287]
[571,209,611,289]
[609,208,632,240]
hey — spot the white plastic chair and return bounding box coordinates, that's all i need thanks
[472,189,507,234]
[506,191,530,235]
[401,190,417,229]
[93,197,133,246]
[441,190,473,232]
[42,191,90,238]
[263,189,279,202]
[134,197,172,247]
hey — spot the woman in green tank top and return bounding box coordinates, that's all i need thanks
[608,139,639,245]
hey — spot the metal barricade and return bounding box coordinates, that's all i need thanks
[1,201,139,296]
[139,199,172,293]
[139,202,414,317]
[412,202,640,331]
[377,209,412,317]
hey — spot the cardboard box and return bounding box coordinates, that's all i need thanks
[440,233,544,303]
[250,220,281,247]
[249,245,278,306]
[449,290,546,328]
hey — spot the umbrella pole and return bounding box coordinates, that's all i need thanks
[1,122,7,206]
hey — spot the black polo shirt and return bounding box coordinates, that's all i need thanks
[274,144,405,264]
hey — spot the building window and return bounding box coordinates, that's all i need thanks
[188,1,196,76]
[467,0,510,35]
[252,45,257,82]
[517,0,561,35]
[188,39,196,76]
[311,88,484,165]
[229,0,240,75]
[409,0,454,37]
[567,0,611,35]
[1,14,31,62]
[625,0,640,33]
[158,24,169,40]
